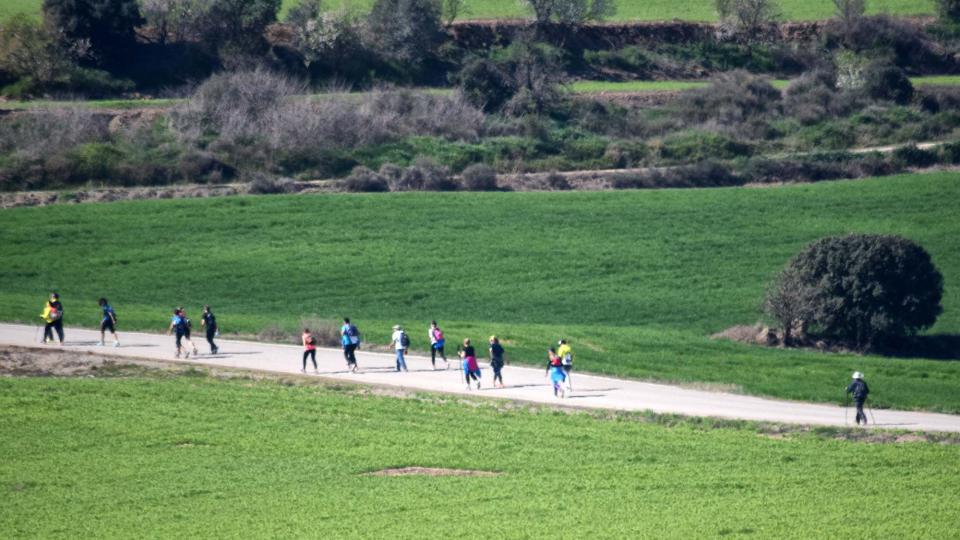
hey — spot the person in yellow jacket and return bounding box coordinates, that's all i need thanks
[40,292,65,344]
[557,339,573,392]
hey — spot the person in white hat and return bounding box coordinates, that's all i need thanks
[845,371,870,425]
[390,325,409,372]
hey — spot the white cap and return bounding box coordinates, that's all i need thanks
[852,371,863,380]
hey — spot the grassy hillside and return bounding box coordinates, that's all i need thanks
[0,0,936,23]
[2,367,958,537]
[1,172,959,410]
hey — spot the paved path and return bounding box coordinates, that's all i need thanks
[3,323,959,433]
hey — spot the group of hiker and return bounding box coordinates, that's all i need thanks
[37,292,873,415]
[300,318,573,393]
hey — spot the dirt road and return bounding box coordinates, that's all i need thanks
[2,323,958,432]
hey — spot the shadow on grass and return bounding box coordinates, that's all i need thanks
[882,334,960,361]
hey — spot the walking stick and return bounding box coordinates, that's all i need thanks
[35,323,42,344]
[867,401,876,426]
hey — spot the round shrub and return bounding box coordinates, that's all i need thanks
[461,163,498,191]
[767,234,943,350]
[342,166,389,192]
[862,62,914,104]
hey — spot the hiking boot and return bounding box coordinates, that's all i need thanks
[97,341,105,347]
[184,351,190,359]
[476,381,481,390]
[113,341,120,348]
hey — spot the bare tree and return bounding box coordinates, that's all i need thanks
[763,267,813,346]
[715,0,781,44]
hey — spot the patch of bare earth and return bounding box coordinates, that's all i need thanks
[365,467,500,477]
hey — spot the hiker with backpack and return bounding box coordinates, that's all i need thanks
[201,305,218,354]
[302,328,319,373]
[98,298,119,347]
[168,307,197,359]
[40,292,64,344]
[459,338,481,390]
[489,335,506,388]
[846,372,871,426]
[546,347,566,398]
[390,325,410,372]
[429,320,448,369]
[557,339,574,391]
[340,317,361,373]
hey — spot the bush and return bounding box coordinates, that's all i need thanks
[342,166,389,192]
[397,157,459,191]
[246,172,299,194]
[194,0,280,61]
[715,0,780,43]
[938,0,960,21]
[892,145,938,168]
[42,0,144,63]
[862,62,914,105]
[679,70,782,127]
[938,141,960,164]
[768,234,943,350]
[458,56,513,112]
[461,163,498,191]
[366,0,444,68]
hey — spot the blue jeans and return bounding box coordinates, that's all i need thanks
[395,349,407,371]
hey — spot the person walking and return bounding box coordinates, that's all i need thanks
[97,298,119,347]
[201,305,218,354]
[557,339,574,391]
[489,335,506,388]
[428,321,448,370]
[168,308,197,358]
[846,371,871,426]
[390,325,409,372]
[546,347,566,398]
[302,328,318,373]
[459,338,481,390]
[340,317,361,372]
[39,292,64,344]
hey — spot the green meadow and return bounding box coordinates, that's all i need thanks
[1,367,958,538]
[1,172,959,411]
[0,0,936,23]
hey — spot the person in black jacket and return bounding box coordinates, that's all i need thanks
[201,305,218,354]
[846,371,870,425]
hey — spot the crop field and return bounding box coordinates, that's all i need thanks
[0,0,936,23]
[1,365,958,538]
[2,172,959,411]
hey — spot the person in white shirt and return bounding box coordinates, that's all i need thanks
[390,325,409,372]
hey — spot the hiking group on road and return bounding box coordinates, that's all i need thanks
[34,291,876,416]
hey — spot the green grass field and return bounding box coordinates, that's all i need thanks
[0,0,936,23]
[2,172,960,411]
[2,367,958,537]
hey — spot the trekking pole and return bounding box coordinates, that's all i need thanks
[867,402,876,426]
[35,323,42,344]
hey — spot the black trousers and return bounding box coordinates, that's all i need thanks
[343,344,358,365]
[430,345,446,366]
[44,320,64,343]
[855,400,867,424]
[303,349,317,370]
[206,328,217,352]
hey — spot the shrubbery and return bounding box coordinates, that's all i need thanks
[765,234,943,351]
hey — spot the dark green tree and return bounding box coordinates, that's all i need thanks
[195,0,281,61]
[42,0,144,63]
[767,234,943,351]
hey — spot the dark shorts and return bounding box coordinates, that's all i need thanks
[175,331,185,348]
[562,365,572,374]
[101,319,115,333]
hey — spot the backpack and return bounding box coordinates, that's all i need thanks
[433,328,444,342]
[106,306,117,323]
[347,324,360,345]
[49,305,61,321]
[307,335,317,346]
[400,332,410,348]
